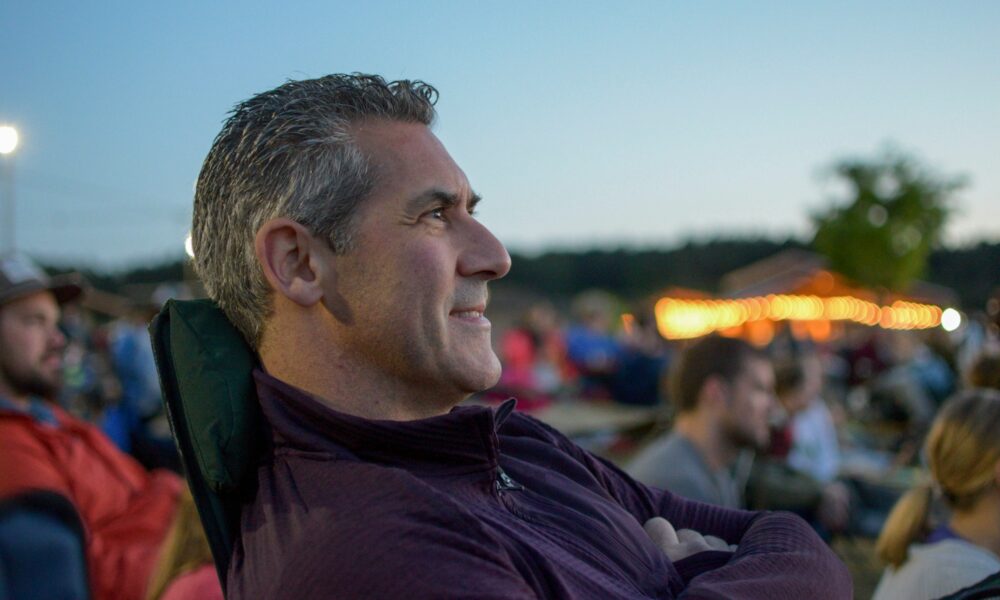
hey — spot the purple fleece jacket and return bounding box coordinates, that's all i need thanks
[227,372,851,599]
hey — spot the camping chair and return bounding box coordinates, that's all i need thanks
[0,490,90,600]
[149,299,265,595]
[939,571,1000,600]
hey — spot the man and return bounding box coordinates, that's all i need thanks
[0,255,181,600]
[628,335,774,508]
[191,74,851,598]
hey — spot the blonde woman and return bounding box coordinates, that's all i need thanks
[873,389,1000,600]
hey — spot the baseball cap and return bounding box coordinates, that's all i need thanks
[0,254,84,307]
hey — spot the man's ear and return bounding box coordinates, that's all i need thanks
[255,218,327,307]
[699,376,728,413]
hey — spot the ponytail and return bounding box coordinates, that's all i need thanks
[875,390,1000,568]
[875,481,934,568]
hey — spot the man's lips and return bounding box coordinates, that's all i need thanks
[450,304,488,321]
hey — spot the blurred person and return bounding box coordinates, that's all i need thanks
[106,304,179,471]
[841,326,891,387]
[967,351,1000,391]
[627,335,775,508]
[564,289,624,397]
[145,487,222,600]
[496,301,571,405]
[748,353,850,535]
[189,73,850,598]
[872,389,1000,600]
[613,307,670,407]
[776,352,842,484]
[0,254,181,600]
[884,330,956,412]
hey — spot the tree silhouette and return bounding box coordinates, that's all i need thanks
[812,149,964,291]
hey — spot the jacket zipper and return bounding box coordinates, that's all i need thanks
[495,466,524,493]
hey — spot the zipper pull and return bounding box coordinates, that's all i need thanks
[495,466,524,492]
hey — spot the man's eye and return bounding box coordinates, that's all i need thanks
[428,208,446,221]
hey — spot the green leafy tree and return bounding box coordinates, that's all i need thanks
[811,149,964,291]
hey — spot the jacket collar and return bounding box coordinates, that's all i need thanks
[254,370,516,475]
[0,395,60,427]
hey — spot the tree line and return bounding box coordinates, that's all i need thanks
[51,237,997,311]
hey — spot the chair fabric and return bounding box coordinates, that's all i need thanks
[938,570,1000,600]
[149,299,263,592]
[0,490,90,600]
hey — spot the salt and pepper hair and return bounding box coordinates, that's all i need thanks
[192,74,438,347]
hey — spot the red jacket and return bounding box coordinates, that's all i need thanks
[0,403,181,600]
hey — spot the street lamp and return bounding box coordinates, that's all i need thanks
[0,126,18,155]
[0,125,20,254]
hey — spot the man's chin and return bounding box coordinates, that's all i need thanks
[454,360,503,395]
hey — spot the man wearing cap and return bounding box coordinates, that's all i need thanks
[0,255,182,600]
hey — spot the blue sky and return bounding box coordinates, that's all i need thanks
[2,1,998,267]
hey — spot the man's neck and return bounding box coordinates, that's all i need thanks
[674,414,737,471]
[258,307,468,421]
[0,382,30,410]
[260,346,461,422]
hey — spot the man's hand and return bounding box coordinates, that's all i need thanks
[643,517,737,562]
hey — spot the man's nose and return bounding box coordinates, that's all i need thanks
[50,325,67,350]
[458,218,512,281]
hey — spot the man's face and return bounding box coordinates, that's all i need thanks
[320,120,511,402]
[0,291,66,399]
[721,356,775,450]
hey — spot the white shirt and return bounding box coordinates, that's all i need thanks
[872,538,1000,600]
[788,399,840,483]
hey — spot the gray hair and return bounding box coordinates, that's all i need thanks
[192,74,438,347]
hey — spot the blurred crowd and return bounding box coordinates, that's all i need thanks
[59,301,180,473]
[486,287,1000,598]
[4,272,1000,599]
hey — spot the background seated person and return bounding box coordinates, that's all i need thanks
[746,353,850,537]
[627,335,774,509]
[0,255,181,600]
[872,389,1000,600]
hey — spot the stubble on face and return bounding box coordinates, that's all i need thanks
[0,293,65,400]
[317,120,507,409]
[722,358,775,451]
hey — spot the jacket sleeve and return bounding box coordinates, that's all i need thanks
[523,415,853,600]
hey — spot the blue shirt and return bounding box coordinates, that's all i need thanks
[0,395,58,426]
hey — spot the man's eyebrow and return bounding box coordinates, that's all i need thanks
[468,191,483,212]
[405,189,483,213]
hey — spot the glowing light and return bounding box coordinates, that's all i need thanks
[941,308,962,332]
[184,232,195,259]
[621,313,635,336]
[653,291,948,340]
[0,126,18,155]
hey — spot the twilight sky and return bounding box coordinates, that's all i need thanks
[2,1,998,268]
